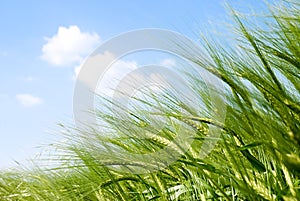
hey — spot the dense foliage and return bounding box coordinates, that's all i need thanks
[1,1,299,200]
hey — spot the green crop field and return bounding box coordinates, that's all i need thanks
[1,1,299,200]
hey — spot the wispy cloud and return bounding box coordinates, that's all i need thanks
[160,59,176,67]
[72,51,116,80]
[16,94,43,107]
[41,25,100,67]
[20,76,35,82]
[95,57,138,97]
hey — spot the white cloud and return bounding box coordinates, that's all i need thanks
[20,76,35,82]
[96,59,138,97]
[73,51,116,82]
[106,59,138,78]
[16,94,43,107]
[41,25,100,66]
[73,53,177,99]
[74,65,81,78]
[160,59,176,67]
[73,63,82,80]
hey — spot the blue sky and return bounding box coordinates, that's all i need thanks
[0,0,270,169]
